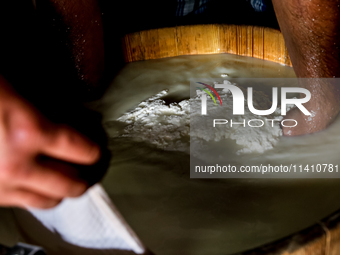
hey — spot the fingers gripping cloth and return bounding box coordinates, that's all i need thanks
[28,184,145,254]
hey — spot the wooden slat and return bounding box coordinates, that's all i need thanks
[176,25,220,56]
[140,29,160,60]
[195,24,220,54]
[277,32,286,65]
[126,32,144,62]
[157,27,178,58]
[237,25,248,56]
[121,35,132,63]
[219,24,238,55]
[176,25,195,55]
[284,45,292,66]
[247,26,253,57]
[252,26,264,60]
[264,27,279,63]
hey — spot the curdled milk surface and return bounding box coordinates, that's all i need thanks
[93,54,340,255]
[113,87,287,155]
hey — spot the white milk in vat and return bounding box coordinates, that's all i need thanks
[92,54,340,255]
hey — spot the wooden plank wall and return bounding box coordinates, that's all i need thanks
[121,24,292,66]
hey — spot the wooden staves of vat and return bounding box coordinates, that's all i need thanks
[121,24,292,66]
[240,210,340,255]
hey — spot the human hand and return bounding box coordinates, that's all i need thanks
[0,76,101,209]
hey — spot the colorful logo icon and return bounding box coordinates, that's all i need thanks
[196,82,222,106]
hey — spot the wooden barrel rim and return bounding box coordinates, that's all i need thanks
[120,24,340,255]
[240,209,340,255]
[121,24,292,66]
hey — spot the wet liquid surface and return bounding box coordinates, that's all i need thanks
[97,54,340,254]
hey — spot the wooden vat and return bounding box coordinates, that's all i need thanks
[117,24,340,255]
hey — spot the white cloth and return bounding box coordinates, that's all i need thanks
[29,184,145,254]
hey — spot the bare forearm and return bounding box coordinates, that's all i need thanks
[272,0,340,78]
[273,0,340,136]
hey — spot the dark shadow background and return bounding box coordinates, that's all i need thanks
[0,0,110,189]
[0,0,279,101]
